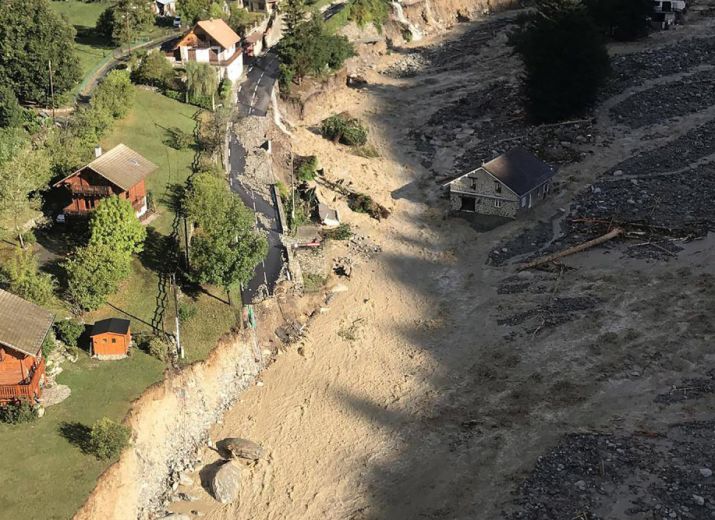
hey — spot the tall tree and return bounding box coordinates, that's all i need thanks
[64,243,132,311]
[509,0,610,123]
[98,0,155,49]
[89,196,147,256]
[177,0,213,25]
[283,0,307,39]
[0,85,23,129]
[0,0,81,104]
[185,61,218,109]
[91,70,135,120]
[184,172,267,303]
[0,129,52,247]
[0,248,56,305]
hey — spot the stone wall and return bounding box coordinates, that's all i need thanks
[448,167,519,218]
[73,332,262,520]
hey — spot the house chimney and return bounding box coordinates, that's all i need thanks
[94,146,103,158]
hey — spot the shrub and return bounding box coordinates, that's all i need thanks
[91,70,135,120]
[219,79,233,103]
[177,302,196,323]
[64,243,132,311]
[88,417,131,460]
[0,85,23,128]
[131,51,175,88]
[165,127,194,150]
[147,335,171,361]
[296,155,318,181]
[321,114,368,146]
[0,399,37,424]
[41,330,57,358]
[324,223,352,240]
[54,319,84,348]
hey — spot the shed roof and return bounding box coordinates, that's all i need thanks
[443,147,555,196]
[91,318,131,336]
[196,19,240,49]
[0,289,54,357]
[55,144,157,192]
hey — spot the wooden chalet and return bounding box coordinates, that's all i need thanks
[54,144,157,221]
[90,318,131,360]
[0,289,54,403]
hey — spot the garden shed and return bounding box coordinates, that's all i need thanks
[90,318,131,360]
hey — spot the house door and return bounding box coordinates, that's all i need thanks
[460,196,476,212]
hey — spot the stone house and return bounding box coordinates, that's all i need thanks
[442,147,556,218]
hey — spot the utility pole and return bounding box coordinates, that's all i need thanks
[290,151,295,223]
[48,60,56,123]
[171,274,184,360]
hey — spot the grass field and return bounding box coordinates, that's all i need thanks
[50,0,114,88]
[0,88,237,520]
[102,87,198,235]
[0,351,164,520]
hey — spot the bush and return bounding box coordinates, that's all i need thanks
[0,400,37,424]
[177,302,196,323]
[323,223,352,240]
[54,319,84,348]
[219,79,233,103]
[132,51,175,89]
[296,155,318,181]
[165,126,194,150]
[91,70,135,120]
[64,243,132,311]
[41,330,57,358]
[0,85,23,128]
[88,417,131,460]
[321,114,368,146]
[147,335,171,361]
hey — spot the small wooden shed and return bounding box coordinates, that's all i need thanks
[90,318,131,360]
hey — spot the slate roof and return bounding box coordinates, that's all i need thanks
[196,19,241,49]
[91,318,131,336]
[443,147,556,196]
[55,144,157,192]
[0,289,54,357]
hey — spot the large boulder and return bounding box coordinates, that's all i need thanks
[221,438,264,462]
[211,461,242,504]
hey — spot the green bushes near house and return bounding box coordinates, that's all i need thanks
[321,114,368,146]
[54,319,85,349]
[88,417,131,460]
[0,400,38,425]
[296,155,318,181]
[131,51,176,89]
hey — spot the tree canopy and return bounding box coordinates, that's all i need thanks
[0,85,23,129]
[89,196,147,256]
[97,0,155,47]
[276,11,354,89]
[0,0,81,104]
[132,51,175,89]
[510,0,610,123]
[64,242,132,311]
[184,172,267,298]
[91,70,135,120]
[0,129,52,246]
[0,247,56,305]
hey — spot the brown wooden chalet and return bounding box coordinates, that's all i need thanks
[54,144,157,221]
[0,289,54,403]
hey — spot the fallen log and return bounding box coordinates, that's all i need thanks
[518,227,623,271]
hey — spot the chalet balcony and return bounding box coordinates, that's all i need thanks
[0,357,45,403]
[69,185,113,197]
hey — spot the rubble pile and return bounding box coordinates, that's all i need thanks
[611,70,715,128]
[610,119,715,177]
[603,36,715,98]
[382,53,428,78]
[656,371,715,405]
[508,423,715,520]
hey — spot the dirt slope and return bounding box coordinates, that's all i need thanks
[169,7,715,520]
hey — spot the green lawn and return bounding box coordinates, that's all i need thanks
[50,0,114,89]
[103,87,198,235]
[0,88,238,520]
[0,351,164,520]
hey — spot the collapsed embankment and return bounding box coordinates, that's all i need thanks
[73,331,262,520]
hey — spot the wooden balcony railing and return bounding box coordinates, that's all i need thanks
[0,357,45,402]
[70,185,113,196]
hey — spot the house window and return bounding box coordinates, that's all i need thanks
[112,338,117,344]
[470,178,478,190]
[494,182,502,193]
[494,200,502,208]
[460,196,476,212]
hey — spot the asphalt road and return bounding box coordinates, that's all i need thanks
[236,55,280,117]
[230,55,286,303]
